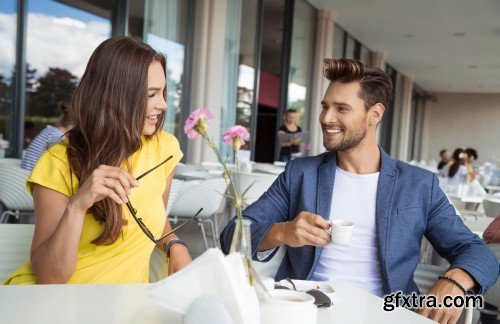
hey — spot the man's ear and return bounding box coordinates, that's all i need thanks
[369,103,385,125]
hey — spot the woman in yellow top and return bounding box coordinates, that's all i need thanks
[5,36,191,284]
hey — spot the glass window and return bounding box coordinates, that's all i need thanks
[0,0,16,157]
[220,0,259,160]
[344,35,356,59]
[128,0,189,138]
[360,45,371,65]
[333,24,344,59]
[24,0,112,149]
[287,0,316,156]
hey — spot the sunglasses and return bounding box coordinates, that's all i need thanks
[125,155,203,243]
[274,278,332,308]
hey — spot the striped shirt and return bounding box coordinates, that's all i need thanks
[21,125,64,171]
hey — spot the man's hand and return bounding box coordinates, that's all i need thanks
[284,212,331,247]
[418,268,476,324]
[258,211,331,251]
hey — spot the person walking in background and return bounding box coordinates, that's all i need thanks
[21,101,73,171]
[278,109,302,162]
[437,149,451,170]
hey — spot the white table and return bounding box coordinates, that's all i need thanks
[486,185,500,194]
[0,281,433,324]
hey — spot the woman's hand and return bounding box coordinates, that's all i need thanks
[168,244,192,275]
[70,165,139,212]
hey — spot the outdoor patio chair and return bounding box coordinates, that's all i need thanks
[169,177,228,250]
[0,164,34,223]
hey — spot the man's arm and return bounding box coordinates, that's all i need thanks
[219,161,331,260]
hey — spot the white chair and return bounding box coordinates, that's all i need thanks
[233,171,278,207]
[166,179,184,216]
[0,224,35,282]
[483,198,500,218]
[0,158,22,167]
[169,177,228,250]
[0,164,34,223]
[414,263,472,324]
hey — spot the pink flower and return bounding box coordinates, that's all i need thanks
[222,125,250,150]
[183,108,214,139]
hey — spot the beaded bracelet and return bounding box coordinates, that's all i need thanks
[438,275,467,295]
[164,239,189,259]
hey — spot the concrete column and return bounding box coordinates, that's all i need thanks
[187,0,228,164]
[420,97,433,161]
[396,75,414,161]
[370,51,387,70]
[309,9,336,156]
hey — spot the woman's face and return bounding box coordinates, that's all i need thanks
[143,60,167,135]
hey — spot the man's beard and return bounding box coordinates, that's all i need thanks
[323,123,367,152]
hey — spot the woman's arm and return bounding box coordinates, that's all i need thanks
[158,170,192,275]
[483,216,500,244]
[30,165,138,283]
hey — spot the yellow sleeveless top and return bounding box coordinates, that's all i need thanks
[4,131,182,284]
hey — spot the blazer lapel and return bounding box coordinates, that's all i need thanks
[307,152,336,279]
[375,147,398,293]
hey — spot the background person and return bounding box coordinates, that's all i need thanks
[21,101,73,171]
[278,109,302,162]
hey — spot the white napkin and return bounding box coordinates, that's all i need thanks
[148,249,260,324]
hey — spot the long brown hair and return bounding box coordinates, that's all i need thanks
[449,148,467,178]
[67,36,166,245]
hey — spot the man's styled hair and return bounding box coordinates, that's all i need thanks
[323,58,393,109]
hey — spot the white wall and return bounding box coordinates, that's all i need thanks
[422,93,500,163]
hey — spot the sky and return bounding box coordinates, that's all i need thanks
[0,0,110,79]
[0,0,186,85]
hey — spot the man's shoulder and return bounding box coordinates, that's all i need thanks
[288,152,329,169]
[393,159,436,183]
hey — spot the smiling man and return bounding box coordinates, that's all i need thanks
[221,58,499,323]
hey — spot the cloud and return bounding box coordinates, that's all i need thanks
[0,12,110,79]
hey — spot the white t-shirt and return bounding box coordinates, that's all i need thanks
[311,167,384,296]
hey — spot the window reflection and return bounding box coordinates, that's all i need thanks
[24,0,111,149]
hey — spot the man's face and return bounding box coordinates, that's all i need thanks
[441,151,451,161]
[320,81,369,152]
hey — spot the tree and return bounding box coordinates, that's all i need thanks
[29,67,78,117]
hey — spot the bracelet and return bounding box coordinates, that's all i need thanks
[438,275,467,295]
[164,239,188,259]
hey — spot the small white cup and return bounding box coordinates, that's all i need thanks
[326,220,354,245]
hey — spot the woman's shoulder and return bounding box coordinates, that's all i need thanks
[156,130,179,145]
[40,141,69,166]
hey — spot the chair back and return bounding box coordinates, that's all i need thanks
[0,224,34,282]
[0,158,22,167]
[166,179,184,216]
[169,177,228,218]
[233,172,278,206]
[483,198,500,218]
[0,164,33,218]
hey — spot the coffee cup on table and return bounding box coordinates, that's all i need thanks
[325,220,354,245]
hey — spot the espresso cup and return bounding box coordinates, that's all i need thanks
[326,220,354,245]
